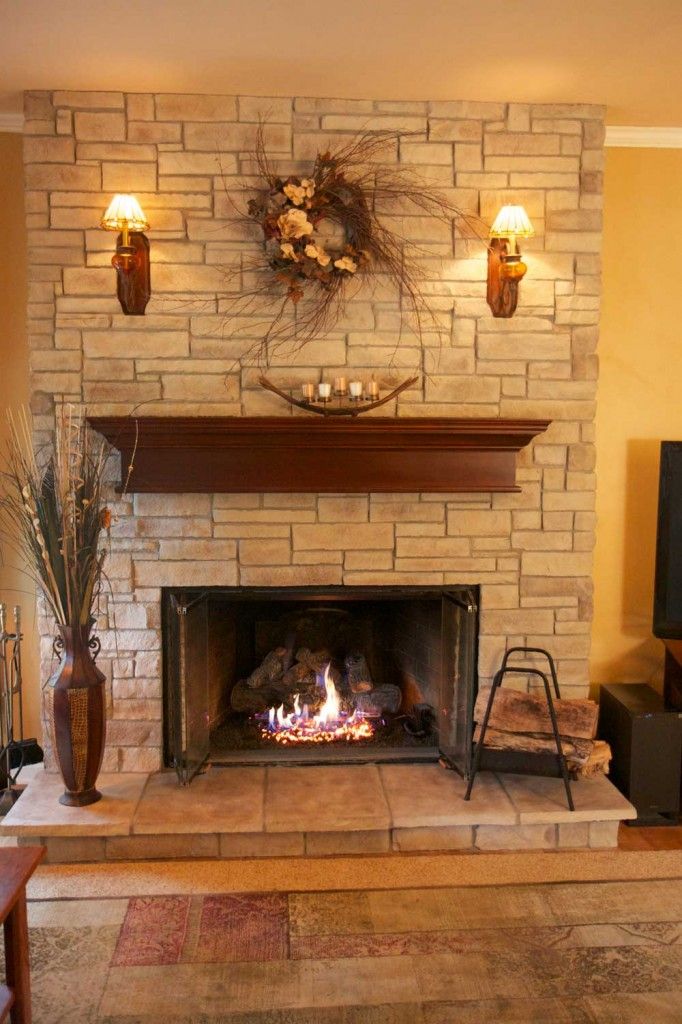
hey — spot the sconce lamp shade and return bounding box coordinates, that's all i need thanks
[489,205,534,239]
[100,193,149,233]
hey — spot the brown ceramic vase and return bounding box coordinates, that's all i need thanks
[46,623,106,807]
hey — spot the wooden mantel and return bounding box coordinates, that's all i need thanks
[88,416,550,494]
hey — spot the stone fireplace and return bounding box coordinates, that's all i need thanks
[22,90,603,775]
[162,585,478,777]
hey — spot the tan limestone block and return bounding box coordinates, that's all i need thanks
[23,136,75,163]
[102,162,157,192]
[430,100,506,119]
[238,96,292,122]
[485,133,560,156]
[133,767,265,835]
[162,373,237,401]
[447,510,511,536]
[588,820,621,848]
[557,821,590,847]
[118,748,162,773]
[344,551,394,571]
[498,774,636,825]
[429,119,482,142]
[157,539,237,560]
[318,497,369,523]
[83,381,161,405]
[293,523,394,551]
[126,94,155,120]
[475,823,557,850]
[106,833,219,859]
[184,121,290,151]
[266,765,390,833]
[0,771,147,836]
[219,832,304,858]
[54,91,124,108]
[155,94,237,121]
[239,539,292,566]
[394,537,469,559]
[44,837,107,862]
[400,142,452,165]
[392,826,474,851]
[74,111,126,141]
[295,97,374,114]
[305,830,391,855]
[240,565,342,586]
[152,265,230,293]
[380,765,516,828]
[25,164,101,190]
[134,560,237,588]
[370,501,444,523]
[509,172,579,189]
[158,151,229,175]
[128,122,182,143]
[83,329,189,358]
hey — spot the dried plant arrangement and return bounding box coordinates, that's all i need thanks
[220,126,486,365]
[0,408,111,629]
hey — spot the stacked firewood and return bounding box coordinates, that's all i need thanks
[230,646,402,717]
[473,688,611,778]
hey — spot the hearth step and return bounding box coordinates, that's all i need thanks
[0,764,636,864]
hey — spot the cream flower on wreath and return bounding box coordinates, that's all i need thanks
[333,255,358,273]
[304,242,331,267]
[283,178,316,206]
[278,208,314,239]
[283,182,307,206]
[279,242,299,261]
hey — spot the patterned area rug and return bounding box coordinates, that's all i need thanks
[5,879,682,1022]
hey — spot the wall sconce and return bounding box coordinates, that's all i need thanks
[100,194,151,316]
[486,205,534,318]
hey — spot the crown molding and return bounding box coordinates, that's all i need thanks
[605,125,682,148]
[0,112,23,133]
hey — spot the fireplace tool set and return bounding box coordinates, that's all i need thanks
[0,604,43,814]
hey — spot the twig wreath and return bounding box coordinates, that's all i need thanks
[221,126,485,365]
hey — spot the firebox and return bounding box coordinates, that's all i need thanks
[162,586,478,782]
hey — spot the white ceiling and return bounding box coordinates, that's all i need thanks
[1,0,681,125]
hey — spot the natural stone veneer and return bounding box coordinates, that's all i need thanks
[23,90,603,772]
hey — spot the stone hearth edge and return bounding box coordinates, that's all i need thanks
[1,763,635,862]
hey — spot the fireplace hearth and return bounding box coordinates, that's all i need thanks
[162,586,478,781]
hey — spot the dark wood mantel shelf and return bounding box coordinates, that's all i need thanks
[88,416,550,494]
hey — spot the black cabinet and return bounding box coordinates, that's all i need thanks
[599,683,682,825]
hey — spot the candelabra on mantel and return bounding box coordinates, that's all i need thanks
[259,374,420,416]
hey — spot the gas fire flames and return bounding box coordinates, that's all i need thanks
[259,663,375,744]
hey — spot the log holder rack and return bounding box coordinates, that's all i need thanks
[464,646,575,812]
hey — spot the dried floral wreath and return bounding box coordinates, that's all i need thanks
[222,126,484,365]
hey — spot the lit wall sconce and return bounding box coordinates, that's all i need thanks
[486,205,534,318]
[100,194,151,316]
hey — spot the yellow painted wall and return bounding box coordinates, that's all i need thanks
[0,132,41,740]
[592,148,682,687]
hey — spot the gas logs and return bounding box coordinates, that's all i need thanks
[230,646,401,719]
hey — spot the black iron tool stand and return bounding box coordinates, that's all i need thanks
[464,646,575,812]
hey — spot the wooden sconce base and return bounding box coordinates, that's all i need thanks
[486,237,527,318]
[113,232,150,315]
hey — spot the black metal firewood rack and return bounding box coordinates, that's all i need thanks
[464,646,575,812]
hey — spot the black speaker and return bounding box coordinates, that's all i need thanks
[599,683,682,826]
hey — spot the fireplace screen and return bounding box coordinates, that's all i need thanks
[162,586,478,781]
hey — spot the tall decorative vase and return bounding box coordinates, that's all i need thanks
[46,623,106,807]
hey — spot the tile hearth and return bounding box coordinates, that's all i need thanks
[1,765,635,862]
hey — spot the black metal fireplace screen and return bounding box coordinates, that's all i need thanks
[162,585,478,782]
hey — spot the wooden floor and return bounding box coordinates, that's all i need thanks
[619,822,682,850]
